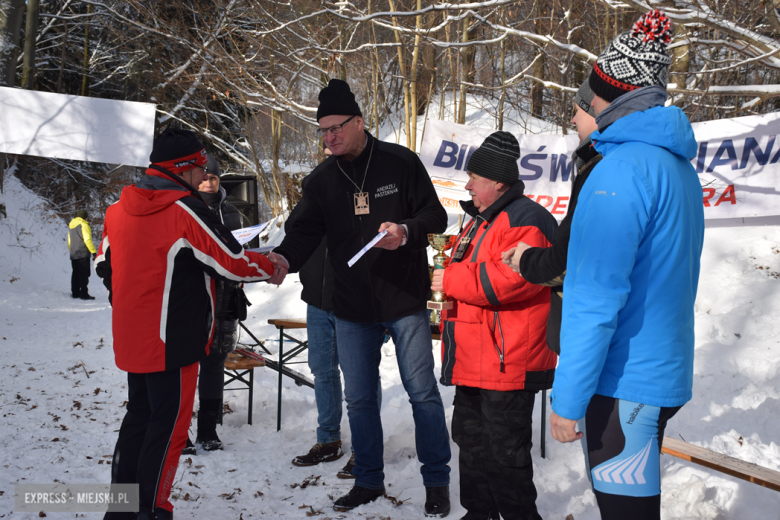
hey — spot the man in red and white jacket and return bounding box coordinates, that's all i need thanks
[96,128,278,520]
[431,131,557,520]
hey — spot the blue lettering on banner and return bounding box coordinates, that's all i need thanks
[519,146,547,181]
[694,135,779,173]
[695,141,708,173]
[433,140,459,168]
[706,139,738,172]
[550,153,572,182]
[455,144,468,170]
[433,141,479,171]
[741,136,775,168]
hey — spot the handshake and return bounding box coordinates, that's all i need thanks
[500,241,532,275]
[265,252,289,286]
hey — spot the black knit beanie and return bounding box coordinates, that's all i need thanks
[466,131,520,185]
[75,209,88,220]
[205,154,221,178]
[316,79,362,121]
[589,10,673,103]
[574,78,596,117]
[149,128,207,174]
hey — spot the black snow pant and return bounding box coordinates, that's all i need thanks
[70,257,91,297]
[452,385,542,520]
[104,363,198,519]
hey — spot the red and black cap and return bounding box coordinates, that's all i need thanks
[149,128,207,174]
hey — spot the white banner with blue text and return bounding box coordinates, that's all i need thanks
[419,113,780,221]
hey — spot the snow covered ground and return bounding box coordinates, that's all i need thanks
[1,166,780,520]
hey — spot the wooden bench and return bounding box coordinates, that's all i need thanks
[662,436,780,492]
[223,352,265,425]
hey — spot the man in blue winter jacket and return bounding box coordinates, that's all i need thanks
[549,10,705,520]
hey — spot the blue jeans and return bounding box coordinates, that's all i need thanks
[335,309,451,489]
[307,305,343,444]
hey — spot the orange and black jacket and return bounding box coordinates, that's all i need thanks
[440,181,558,391]
[95,169,274,373]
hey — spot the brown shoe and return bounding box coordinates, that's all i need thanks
[337,451,356,479]
[292,441,344,466]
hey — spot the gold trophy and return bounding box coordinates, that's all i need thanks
[427,233,456,326]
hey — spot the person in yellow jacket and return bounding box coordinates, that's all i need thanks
[67,209,97,299]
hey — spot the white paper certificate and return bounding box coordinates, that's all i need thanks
[348,230,388,267]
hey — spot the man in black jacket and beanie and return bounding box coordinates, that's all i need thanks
[180,154,248,454]
[268,79,452,517]
[501,78,601,354]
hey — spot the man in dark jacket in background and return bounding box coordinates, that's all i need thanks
[96,129,278,520]
[180,154,249,453]
[432,131,558,520]
[501,78,601,354]
[67,209,97,300]
[288,146,379,479]
[268,79,452,517]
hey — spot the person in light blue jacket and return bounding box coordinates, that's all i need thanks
[549,10,705,520]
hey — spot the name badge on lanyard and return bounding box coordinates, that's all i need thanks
[451,236,471,262]
[354,192,370,215]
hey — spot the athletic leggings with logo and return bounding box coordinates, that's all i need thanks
[584,395,681,520]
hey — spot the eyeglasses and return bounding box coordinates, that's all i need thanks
[316,115,356,137]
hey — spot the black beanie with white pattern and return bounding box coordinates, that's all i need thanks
[589,10,673,103]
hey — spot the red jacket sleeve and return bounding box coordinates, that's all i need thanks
[444,221,550,307]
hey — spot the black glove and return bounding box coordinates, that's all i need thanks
[92,253,97,260]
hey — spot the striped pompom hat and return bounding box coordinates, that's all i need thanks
[466,131,521,185]
[589,9,673,102]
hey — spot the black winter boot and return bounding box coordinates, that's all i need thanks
[425,486,451,517]
[181,437,196,455]
[333,485,385,512]
[195,398,223,451]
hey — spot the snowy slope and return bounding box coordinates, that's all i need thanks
[1,168,780,520]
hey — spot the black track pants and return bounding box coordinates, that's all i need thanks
[70,257,91,297]
[105,363,198,518]
[451,386,542,520]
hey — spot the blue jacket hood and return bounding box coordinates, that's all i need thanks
[591,105,698,160]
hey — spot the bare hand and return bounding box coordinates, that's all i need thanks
[266,252,289,285]
[374,222,404,250]
[550,411,583,443]
[501,241,532,274]
[431,269,445,293]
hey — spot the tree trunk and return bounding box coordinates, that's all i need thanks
[670,27,690,106]
[388,0,411,148]
[408,0,422,152]
[530,0,547,120]
[57,21,68,94]
[20,0,38,89]
[0,0,25,87]
[458,16,478,124]
[81,4,91,96]
[498,31,506,131]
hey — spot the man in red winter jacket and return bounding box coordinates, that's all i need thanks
[431,131,557,520]
[95,128,279,520]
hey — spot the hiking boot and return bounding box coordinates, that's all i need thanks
[337,451,356,479]
[292,440,344,466]
[181,437,196,456]
[196,398,223,451]
[333,484,385,512]
[424,486,450,517]
[80,294,96,300]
